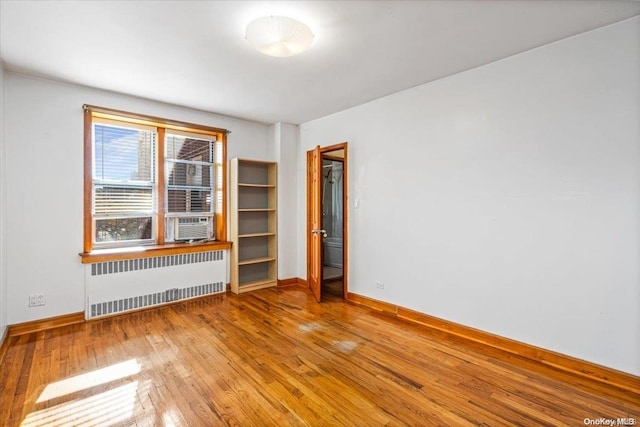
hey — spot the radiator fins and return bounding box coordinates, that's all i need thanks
[89,282,225,318]
[90,251,224,276]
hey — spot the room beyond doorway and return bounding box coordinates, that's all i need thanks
[321,152,344,298]
[306,142,348,302]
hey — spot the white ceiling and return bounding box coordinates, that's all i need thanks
[1,1,639,125]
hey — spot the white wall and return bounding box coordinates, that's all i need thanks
[268,122,299,280]
[4,72,270,325]
[0,64,7,339]
[298,17,640,375]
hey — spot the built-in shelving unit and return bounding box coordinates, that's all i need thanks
[230,158,277,294]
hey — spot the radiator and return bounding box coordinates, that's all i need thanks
[85,250,227,319]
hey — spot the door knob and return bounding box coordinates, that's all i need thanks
[312,229,328,238]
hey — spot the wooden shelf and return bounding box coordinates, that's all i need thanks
[239,232,276,238]
[238,183,276,188]
[238,256,276,266]
[236,278,278,293]
[230,158,277,294]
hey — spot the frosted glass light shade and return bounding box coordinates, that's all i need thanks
[246,16,314,57]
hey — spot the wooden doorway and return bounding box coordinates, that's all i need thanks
[306,143,348,302]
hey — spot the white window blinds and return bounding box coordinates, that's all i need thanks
[92,122,157,246]
[165,133,215,215]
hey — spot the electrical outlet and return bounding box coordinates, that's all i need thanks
[375,281,384,289]
[29,294,45,307]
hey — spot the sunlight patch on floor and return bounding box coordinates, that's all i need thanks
[37,359,141,403]
[163,410,180,426]
[21,381,138,427]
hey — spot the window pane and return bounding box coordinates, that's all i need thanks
[167,189,212,213]
[167,163,212,187]
[166,135,213,162]
[95,186,153,214]
[95,217,153,243]
[94,124,155,182]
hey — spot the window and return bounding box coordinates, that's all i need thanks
[92,121,157,246]
[83,105,227,253]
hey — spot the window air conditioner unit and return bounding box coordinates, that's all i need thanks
[173,216,212,241]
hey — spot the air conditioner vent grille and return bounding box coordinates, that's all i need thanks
[169,216,212,241]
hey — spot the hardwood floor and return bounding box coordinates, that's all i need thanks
[1,285,638,426]
[322,278,343,298]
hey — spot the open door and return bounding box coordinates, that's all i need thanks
[307,146,323,302]
[307,142,348,303]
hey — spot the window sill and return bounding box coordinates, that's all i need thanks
[79,240,232,264]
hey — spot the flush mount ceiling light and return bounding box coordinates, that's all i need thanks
[245,16,314,57]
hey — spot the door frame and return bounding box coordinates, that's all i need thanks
[306,142,348,301]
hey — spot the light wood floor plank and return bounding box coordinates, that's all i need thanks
[1,285,638,426]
